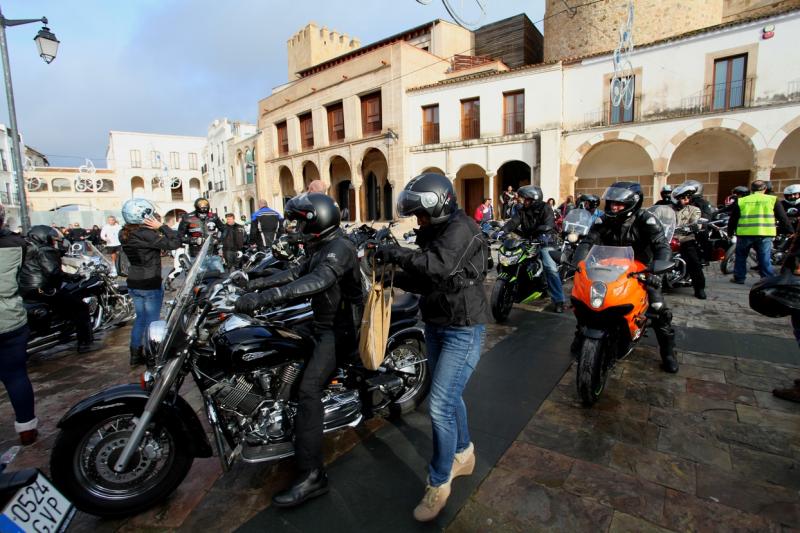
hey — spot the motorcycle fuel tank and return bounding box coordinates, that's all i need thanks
[213,316,313,372]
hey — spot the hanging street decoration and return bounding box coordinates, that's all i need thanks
[611,0,635,111]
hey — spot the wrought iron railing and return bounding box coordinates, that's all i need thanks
[503,112,524,135]
[679,77,754,115]
[580,96,642,129]
[461,117,480,140]
[422,123,440,144]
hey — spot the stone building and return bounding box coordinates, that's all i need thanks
[202,119,258,219]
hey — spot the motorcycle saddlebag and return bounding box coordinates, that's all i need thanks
[749,271,800,318]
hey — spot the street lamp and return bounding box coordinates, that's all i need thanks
[0,6,59,232]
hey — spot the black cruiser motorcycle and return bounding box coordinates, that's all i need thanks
[49,238,429,518]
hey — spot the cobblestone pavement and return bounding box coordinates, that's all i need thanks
[1,258,797,532]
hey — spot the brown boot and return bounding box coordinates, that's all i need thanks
[413,480,451,522]
[772,384,800,403]
[450,443,475,479]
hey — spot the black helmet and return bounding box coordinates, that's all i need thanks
[732,185,749,197]
[660,185,673,201]
[396,172,455,225]
[194,197,210,214]
[577,193,600,210]
[602,182,643,221]
[283,192,340,242]
[749,272,800,318]
[28,225,59,246]
[517,185,544,205]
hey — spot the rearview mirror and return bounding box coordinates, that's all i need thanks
[651,259,676,275]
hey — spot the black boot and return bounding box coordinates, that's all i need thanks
[272,468,329,508]
[130,346,145,366]
[694,288,707,300]
[657,335,678,373]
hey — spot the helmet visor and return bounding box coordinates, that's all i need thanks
[602,186,638,203]
[396,190,439,218]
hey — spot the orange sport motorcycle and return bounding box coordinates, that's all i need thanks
[571,245,674,406]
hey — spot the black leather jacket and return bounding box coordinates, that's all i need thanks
[394,210,491,327]
[501,203,557,243]
[19,242,65,295]
[120,225,182,290]
[248,229,363,329]
[177,211,223,256]
[576,208,671,266]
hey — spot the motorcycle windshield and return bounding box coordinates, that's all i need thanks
[562,208,594,236]
[583,245,635,283]
[647,205,677,242]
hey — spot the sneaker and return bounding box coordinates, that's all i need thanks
[451,443,475,479]
[413,481,451,522]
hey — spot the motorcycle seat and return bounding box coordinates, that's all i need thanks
[391,292,419,319]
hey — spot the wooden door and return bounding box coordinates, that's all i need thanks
[464,178,484,219]
[717,170,750,206]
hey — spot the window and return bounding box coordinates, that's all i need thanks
[610,76,635,124]
[299,113,314,149]
[361,91,382,135]
[0,149,6,171]
[422,105,440,144]
[503,91,524,135]
[461,98,480,140]
[276,121,289,155]
[99,179,115,192]
[169,151,180,169]
[189,153,198,170]
[713,54,747,110]
[245,149,255,184]
[52,178,71,192]
[150,151,161,169]
[327,102,345,144]
[130,149,141,168]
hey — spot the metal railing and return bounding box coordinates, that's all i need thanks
[503,112,524,135]
[580,96,641,129]
[461,117,480,140]
[679,77,754,115]
[422,123,440,144]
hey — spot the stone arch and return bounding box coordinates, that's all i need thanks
[329,155,354,221]
[455,163,489,216]
[573,140,655,203]
[278,165,295,207]
[188,178,201,201]
[361,148,390,220]
[130,176,145,196]
[663,121,762,170]
[771,126,800,193]
[420,166,445,175]
[496,160,532,217]
[301,160,321,190]
[235,150,244,185]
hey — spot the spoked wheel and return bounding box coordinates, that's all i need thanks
[576,337,608,407]
[491,279,515,322]
[384,341,430,415]
[51,408,193,518]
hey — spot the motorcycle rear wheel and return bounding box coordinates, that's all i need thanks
[491,279,515,322]
[576,337,607,407]
[721,245,757,275]
[50,407,194,518]
[386,341,430,416]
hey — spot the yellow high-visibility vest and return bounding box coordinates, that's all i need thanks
[737,192,777,236]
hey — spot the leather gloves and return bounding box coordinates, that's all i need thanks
[644,273,663,290]
[234,287,284,314]
[375,244,410,265]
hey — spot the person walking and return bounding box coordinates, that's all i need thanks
[101,215,122,275]
[375,173,489,522]
[0,203,37,445]
[221,213,246,270]
[728,180,793,284]
[120,198,181,365]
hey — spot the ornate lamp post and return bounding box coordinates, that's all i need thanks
[0,5,59,231]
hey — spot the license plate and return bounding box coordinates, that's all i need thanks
[0,472,74,533]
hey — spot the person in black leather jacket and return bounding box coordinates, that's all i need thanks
[177,198,223,257]
[235,193,363,509]
[19,225,94,353]
[575,182,678,373]
[496,185,567,313]
[375,173,490,522]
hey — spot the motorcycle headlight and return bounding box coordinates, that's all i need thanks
[589,281,607,309]
[144,320,168,359]
[567,233,579,243]
[499,249,521,266]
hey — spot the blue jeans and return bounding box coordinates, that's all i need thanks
[0,325,35,424]
[425,323,484,487]
[734,236,773,281]
[540,246,566,304]
[130,287,164,349]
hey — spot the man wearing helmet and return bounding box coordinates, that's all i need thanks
[495,185,567,313]
[177,198,223,257]
[234,193,363,508]
[672,184,707,299]
[374,172,490,522]
[682,179,716,218]
[780,184,800,234]
[654,185,674,206]
[577,194,603,223]
[575,182,678,373]
[19,225,95,353]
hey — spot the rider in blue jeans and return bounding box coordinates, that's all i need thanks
[119,198,181,365]
[376,172,491,522]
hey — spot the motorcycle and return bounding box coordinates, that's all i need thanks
[721,233,790,275]
[26,243,134,355]
[558,208,594,281]
[571,245,674,406]
[491,235,558,322]
[50,238,429,518]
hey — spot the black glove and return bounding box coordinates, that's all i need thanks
[229,271,249,289]
[235,287,283,314]
[644,273,662,289]
[375,244,408,265]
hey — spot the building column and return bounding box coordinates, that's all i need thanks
[352,164,363,222]
[653,171,670,204]
[486,171,496,216]
[754,165,773,182]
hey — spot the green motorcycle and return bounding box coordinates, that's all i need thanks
[491,236,553,322]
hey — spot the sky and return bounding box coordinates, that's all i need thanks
[2,0,546,168]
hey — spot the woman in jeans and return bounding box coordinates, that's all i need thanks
[120,199,180,365]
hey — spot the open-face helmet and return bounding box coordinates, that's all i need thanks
[122,198,157,225]
[784,184,800,205]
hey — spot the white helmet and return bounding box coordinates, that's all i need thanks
[783,184,800,205]
[122,198,157,224]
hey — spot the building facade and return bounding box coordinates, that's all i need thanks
[202,119,258,219]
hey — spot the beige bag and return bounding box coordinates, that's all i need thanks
[359,263,394,370]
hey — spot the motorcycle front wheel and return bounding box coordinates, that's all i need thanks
[50,407,194,518]
[576,337,608,407]
[491,279,515,322]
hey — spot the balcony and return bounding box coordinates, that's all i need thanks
[422,123,440,145]
[503,112,524,135]
[679,77,755,115]
[461,117,480,140]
